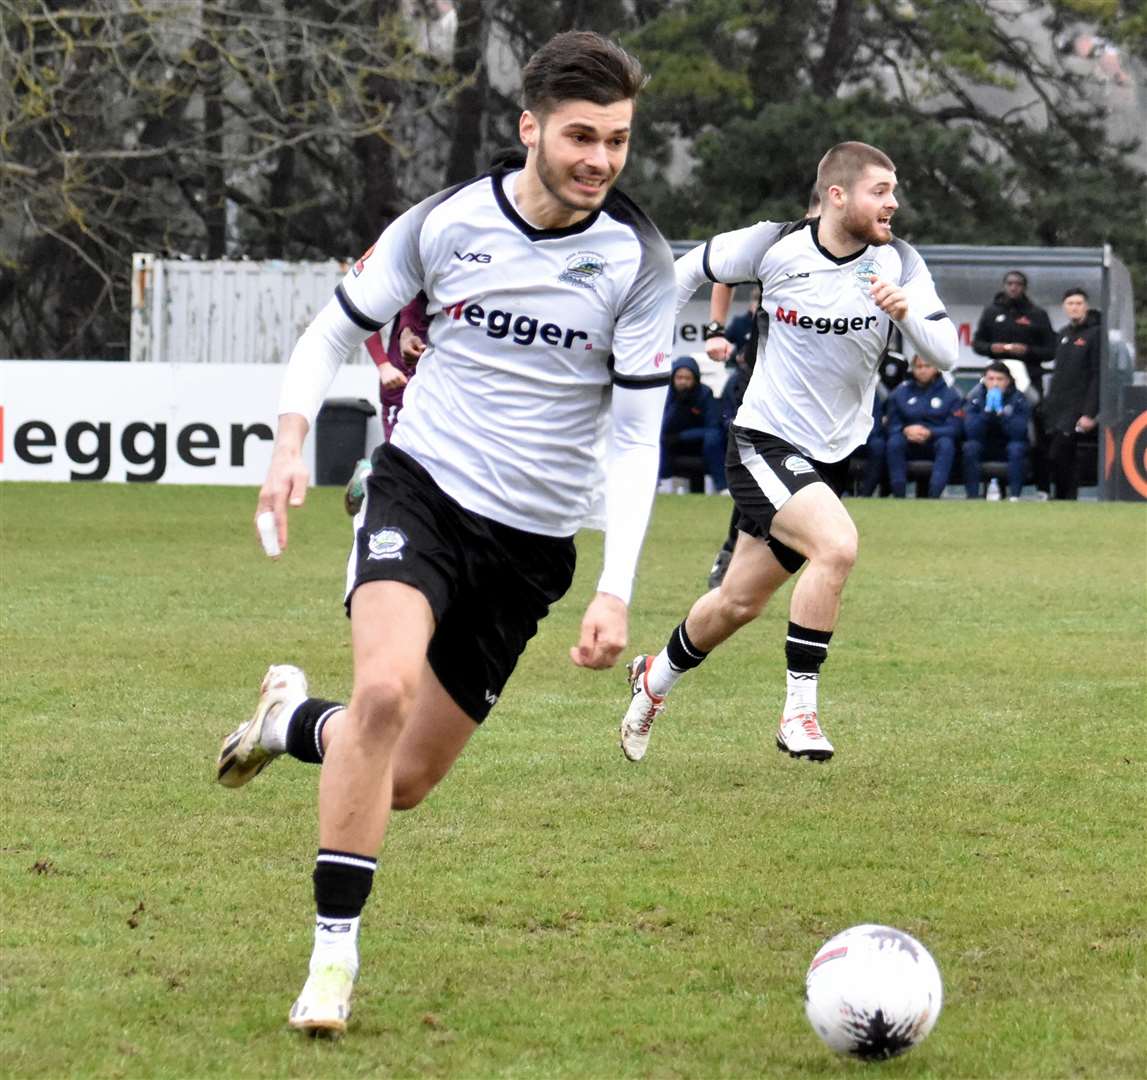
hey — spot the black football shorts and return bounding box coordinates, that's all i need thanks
[725,426,851,574]
[346,444,576,722]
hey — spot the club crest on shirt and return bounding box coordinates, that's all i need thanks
[853,257,878,286]
[367,527,407,560]
[559,250,606,289]
[783,454,815,476]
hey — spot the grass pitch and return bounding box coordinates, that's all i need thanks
[1,482,1144,1079]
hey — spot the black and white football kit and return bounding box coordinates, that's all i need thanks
[280,164,676,720]
[676,218,957,570]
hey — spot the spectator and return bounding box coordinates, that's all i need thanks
[660,356,725,494]
[885,354,963,498]
[972,270,1056,398]
[722,286,760,364]
[1039,288,1101,500]
[963,361,1031,499]
[859,391,889,497]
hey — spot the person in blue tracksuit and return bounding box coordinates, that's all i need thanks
[962,361,1031,498]
[661,356,726,492]
[885,354,962,497]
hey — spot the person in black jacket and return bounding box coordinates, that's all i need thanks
[972,270,1056,397]
[1039,288,1101,500]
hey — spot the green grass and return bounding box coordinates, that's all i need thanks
[2,482,1145,1078]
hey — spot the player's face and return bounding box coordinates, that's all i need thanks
[984,370,1011,391]
[673,367,697,393]
[521,98,633,217]
[1062,294,1088,323]
[841,166,898,247]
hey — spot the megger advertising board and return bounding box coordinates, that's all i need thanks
[0,362,382,485]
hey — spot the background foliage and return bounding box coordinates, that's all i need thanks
[2,0,1145,359]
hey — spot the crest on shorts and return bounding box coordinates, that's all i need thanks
[559,250,606,289]
[783,454,815,476]
[854,257,878,286]
[367,527,406,560]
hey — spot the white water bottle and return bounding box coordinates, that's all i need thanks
[986,478,1001,502]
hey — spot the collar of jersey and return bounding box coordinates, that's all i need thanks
[491,166,605,242]
[810,218,870,266]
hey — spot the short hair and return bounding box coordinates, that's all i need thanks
[522,31,647,117]
[985,360,1014,383]
[1063,287,1089,302]
[807,184,821,216]
[1003,270,1028,287]
[815,142,895,201]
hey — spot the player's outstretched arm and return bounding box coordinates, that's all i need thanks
[255,413,310,557]
[570,381,664,669]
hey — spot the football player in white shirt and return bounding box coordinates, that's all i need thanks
[213,31,675,1035]
[620,141,958,764]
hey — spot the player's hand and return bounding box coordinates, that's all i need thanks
[1076,415,1097,433]
[705,336,733,362]
[868,276,909,321]
[399,327,426,365]
[569,592,628,670]
[376,361,409,391]
[255,447,309,556]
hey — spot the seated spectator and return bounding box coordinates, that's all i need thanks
[886,355,962,498]
[661,356,725,494]
[963,361,1031,499]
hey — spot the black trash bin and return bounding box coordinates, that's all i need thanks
[314,397,376,486]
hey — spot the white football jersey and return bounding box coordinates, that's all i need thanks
[687,219,951,462]
[336,167,675,535]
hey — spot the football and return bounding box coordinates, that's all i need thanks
[804,924,943,1061]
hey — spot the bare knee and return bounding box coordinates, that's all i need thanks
[348,674,417,743]
[810,528,858,582]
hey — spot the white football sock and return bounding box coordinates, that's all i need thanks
[260,694,308,754]
[784,670,819,717]
[647,651,687,698]
[310,914,360,975]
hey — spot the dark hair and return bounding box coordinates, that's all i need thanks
[522,31,647,116]
[985,361,1014,384]
[1003,270,1028,287]
[815,142,895,201]
[1063,287,1088,301]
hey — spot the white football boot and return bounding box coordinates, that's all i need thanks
[216,664,308,787]
[776,712,834,762]
[620,655,665,762]
[289,960,357,1036]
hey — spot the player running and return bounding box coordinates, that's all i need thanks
[215,31,674,1035]
[619,141,957,764]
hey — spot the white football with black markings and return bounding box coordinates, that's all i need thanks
[804,924,942,1060]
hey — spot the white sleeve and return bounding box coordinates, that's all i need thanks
[596,383,665,605]
[894,242,958,372]
[610,233,676,382]
[675,222,786,314]
[277,297,372,426]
